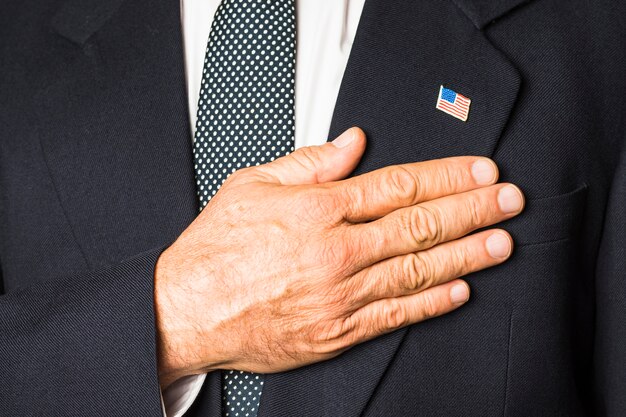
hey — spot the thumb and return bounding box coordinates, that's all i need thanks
[250,127,367,185]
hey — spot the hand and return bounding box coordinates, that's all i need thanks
[153,127,524,388]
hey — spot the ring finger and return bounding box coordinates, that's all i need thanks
[344,229,513,307]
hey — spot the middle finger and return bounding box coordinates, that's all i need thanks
[348,183,524,268]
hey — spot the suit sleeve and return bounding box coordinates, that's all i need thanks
[593,143,626,415]
[0,248,165,416]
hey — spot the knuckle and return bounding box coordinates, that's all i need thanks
[452,244,475,276]
[384,166,420,203]
[302,187,341,220]
[464,193,488,228]
[318,236,353,272]
[310,320,345,349]
[345,184,367,217]
[408,205,443,246]
[381,299,408,330]
[307,310,361,355]
[402,253,432,292]
[439,162,467,193]
[293,146,322,182]
[419,292,441,320]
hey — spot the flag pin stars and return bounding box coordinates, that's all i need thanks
[436,85,471,122]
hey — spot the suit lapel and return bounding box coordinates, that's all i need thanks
[51,0,127,45]
[452,0,535,29]
[329,0,522,172]
[259,0,522,416]
[38,0,198,267]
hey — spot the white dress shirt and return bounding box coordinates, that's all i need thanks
[164,0,366,415]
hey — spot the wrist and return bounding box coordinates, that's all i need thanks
[153,248,185,388]
[153,247,219,389]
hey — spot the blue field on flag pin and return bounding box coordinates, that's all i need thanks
[436,86,471,122]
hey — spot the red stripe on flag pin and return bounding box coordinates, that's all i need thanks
[436,85,471,122]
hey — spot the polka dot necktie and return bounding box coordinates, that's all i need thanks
[191,1,296,417]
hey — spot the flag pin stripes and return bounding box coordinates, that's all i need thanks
[436,85,471,122]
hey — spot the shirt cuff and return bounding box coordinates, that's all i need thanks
[161,373,208,417]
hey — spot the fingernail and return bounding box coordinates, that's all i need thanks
[471,159,497,185]
[331,128,356,148]
[486,232,512,259]
[450,284,470,305]
[497,185,524,214]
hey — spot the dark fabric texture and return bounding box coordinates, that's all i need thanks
[0,248,166,416]
[0,0,624,416]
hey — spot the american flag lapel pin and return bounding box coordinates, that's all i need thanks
[436,85,471,122]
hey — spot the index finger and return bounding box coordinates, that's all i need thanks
[335,156,499,222]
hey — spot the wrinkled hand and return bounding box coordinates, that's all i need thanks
[154,127,524,388]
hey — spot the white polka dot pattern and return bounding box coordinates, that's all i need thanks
[193,0,296,208]
[191,1,296,416]
[222,371,265,417]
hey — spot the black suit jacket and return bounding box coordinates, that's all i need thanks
[1,0,625,415]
